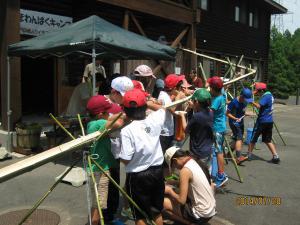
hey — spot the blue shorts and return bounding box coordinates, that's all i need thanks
[213,132,225,154]
[229,122,244,141]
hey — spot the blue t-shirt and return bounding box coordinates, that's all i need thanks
[227,98,247,125]
[258,92,274,123]
[211,94,227,132]
[186,109,214,158]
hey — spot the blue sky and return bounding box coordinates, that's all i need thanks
[278,0,300,33]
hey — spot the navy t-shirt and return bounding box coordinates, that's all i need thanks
[186,109,214,158]
[258,92,274,123]
[227,98,247,125]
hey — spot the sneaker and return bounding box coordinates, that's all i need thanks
[236,155,248,165]
[247,153,253,161]
[271,156,280,164]
[215,173,228,188]
[121,208,134,220]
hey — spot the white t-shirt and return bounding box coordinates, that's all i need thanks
[66,83,91,116]
[82,63,106,82]
[119,109,166,173]
[158,91,174,136]
[184,159,216,218]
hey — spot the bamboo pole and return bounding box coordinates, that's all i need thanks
[224,69,256,86]
[88,156,104,225]
[77,114,85,136]
[181,48,249,70]
[18,159,80,225]
[49,113,75,140]
[0,131,102,183]
[90,157,156,225]
[198,62,207,82]
[224,137,243,183]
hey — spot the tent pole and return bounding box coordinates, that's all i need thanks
[6,56,12,153]
[92,48,96,96]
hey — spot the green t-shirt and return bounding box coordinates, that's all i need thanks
[87,119,118,172]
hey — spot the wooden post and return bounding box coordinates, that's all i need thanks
[1,0,21,131]
[121,10,130,75]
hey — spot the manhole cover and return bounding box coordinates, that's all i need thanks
[0,209,60,225]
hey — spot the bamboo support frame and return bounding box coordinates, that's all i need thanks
[90,157,156,225]
[88,156,105,225]
[17,159,80,225]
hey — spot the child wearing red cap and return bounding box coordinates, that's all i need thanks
[247,83,280,163]
[86,95,123,225]
[119,89,168,225]
[208,76,228,188]
[158,74,185,152]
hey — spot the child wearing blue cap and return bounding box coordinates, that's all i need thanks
[226,88,254,164]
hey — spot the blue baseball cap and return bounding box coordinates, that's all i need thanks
[155,79,165,89]
[241,88,253,103]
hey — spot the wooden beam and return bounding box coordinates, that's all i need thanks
[97,0,194,24]
[129,12,146,37]
[153,26,189,76]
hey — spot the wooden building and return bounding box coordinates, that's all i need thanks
[0,0,286,132]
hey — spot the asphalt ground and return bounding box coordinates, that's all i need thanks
[0,104,299,225]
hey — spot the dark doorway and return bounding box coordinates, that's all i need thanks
[21,57,54,115]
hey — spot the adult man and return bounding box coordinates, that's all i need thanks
[82,59,106,83]
[247,82,280,164]
[133,65,156,92]
[226,88,253,164]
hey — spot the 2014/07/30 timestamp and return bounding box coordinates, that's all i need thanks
[236,197,281,206]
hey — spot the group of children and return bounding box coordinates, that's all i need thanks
[84,64,280,225]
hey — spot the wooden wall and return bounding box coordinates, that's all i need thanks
[196,0,272,79]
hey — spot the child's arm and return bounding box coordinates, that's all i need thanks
[165,168,192,205]
[106,113,126,130]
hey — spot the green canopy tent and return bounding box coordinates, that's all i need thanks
[5,15,176,151]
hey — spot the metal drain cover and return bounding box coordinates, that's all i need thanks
[0,209,60,225]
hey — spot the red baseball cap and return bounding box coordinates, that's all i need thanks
[87,95,122,115]
[165,74,185,90]
[123,89,147,108]
[207,76,223,89]
[254,82,267,90]
[132,80,150,97]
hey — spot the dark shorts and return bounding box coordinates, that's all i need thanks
[251,122,273,143]
[181,204,212,224]
[126,165,165,220]
[229,122,244,141]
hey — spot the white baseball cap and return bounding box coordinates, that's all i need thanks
[111,76,134,96]
[164,146,180,172]
[134,65,156,78]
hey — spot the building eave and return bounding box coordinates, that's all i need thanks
[264,0,288,14]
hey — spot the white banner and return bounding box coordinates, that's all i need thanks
[20,9,73,36]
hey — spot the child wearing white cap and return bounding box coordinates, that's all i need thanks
[164,147,216,225]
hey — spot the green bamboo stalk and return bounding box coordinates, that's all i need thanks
[49,113,76,140]
[90,157,156,225]
[198,62,207,82]
[273,122,286,146]
[18,159,80,225]
[224,137,243,183]
[88,156,105,225]
[77,114,85,136]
